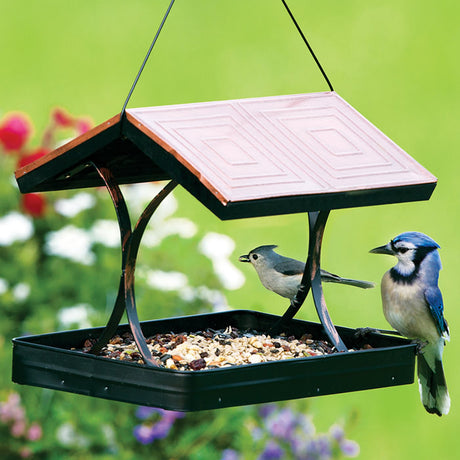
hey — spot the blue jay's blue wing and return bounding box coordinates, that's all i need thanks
[424,286,449,337]
[273,259,305,276]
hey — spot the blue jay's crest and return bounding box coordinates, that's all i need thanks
[388,232,441,276]
[392,232,440,249]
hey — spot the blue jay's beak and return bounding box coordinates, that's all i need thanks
[239,254,250,263]
[369,243,394,255]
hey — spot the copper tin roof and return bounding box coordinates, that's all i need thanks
[15,92,436,220]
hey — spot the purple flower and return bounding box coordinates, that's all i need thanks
[221,448,241,460]
[290,437,308,458]
[133,424,157,445]
[265,408,298,441]
[340,439,360,457]
[259,403,277,419]
[299,436,332,460]
[258,440,284,460]
[297,414,316,437]
[162,410,185,423]
[135,406,184,422]
[135,406,161,420]
[133,420,173,445]
[315,435,332,458]
[149,419,173,440]
[133,407,185,445]
[329,424,344,442]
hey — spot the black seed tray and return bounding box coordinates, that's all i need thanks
[12,310,416,411]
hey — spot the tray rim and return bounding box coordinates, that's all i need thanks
[12,309,416,373]
[12,309,417,411]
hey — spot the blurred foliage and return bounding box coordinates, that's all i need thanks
[0,0,459,459]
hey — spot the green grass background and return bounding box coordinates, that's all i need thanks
[1,0,459,458]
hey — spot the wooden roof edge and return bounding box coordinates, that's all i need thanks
[14,113,122,182]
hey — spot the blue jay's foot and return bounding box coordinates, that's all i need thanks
[412,340,429,355]
[354,327,379,339]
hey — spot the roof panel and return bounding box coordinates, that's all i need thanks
[127,92,436,204]
[15,92,437,220]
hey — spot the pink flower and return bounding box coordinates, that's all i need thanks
[20,447,32,458]
[27,423,43,441]
[75,118,92,134]
[0,112,33,152]
[21,193,47,218]
[17,147,49,169]
[0,393,24,422]
[11,419,27,437]
[52,108,74,127]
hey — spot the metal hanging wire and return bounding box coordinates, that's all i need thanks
[280,0,334,91]
[120,0,176,121]
[120,0,334,123]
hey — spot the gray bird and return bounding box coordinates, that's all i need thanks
[239,245,374,300]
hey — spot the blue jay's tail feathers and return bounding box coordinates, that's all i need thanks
[417,340,450,416]
[320,269,375,289]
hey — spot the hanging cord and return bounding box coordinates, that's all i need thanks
[281,0,334,92]
[120,0,176,124]
[120,0,332,125]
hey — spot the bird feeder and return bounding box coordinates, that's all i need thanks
[11,2,437,411]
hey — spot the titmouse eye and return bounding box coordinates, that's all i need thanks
[251,254,258,261]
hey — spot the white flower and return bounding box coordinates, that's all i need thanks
[12,283,30,302]
[178,285,229,312]
[121,183,177,218]
[0,212,33,246]
[0,278,8,295]
[58,303,94,329]
[145,270,188,291]
[54,192,96,217]
[108,184,197,248]
[90,219,120,248]
[199,233,245,290]
[142,218,197,247]
[45,225,95,265]
[199,232,235,258]
[56,422,89,448]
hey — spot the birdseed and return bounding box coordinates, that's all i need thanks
[80,326,363,371]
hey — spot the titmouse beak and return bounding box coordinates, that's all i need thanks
[239,254,250,263]
[369,243,394,255]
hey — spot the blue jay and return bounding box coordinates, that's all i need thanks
[370,232,450,416]
[239,245,374,300]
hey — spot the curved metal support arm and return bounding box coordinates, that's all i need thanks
[270,211,347,352]
[307,211,347,352]
[124,180,178,367]
[88,162,132,355]
[87,161,178,365]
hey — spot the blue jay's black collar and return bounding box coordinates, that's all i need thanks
[390,266,419,284]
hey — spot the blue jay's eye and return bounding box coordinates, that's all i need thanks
[251,254,258,260]
[399,247,409,254]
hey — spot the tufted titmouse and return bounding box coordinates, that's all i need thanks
[239,245,374,300]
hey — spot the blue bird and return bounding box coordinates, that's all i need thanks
[370,232,450,416]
